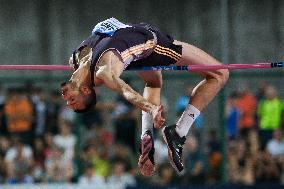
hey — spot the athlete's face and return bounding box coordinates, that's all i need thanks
[61,82,86,111]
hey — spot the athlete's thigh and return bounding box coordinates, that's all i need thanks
[174,40,222,66]
[138,71,163,88]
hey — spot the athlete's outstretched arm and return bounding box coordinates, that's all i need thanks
[96,51,165,128]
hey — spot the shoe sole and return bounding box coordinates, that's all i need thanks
[162,127,183,172]
[138,135,155,176]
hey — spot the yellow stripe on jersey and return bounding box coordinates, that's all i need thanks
[155,45,181,59]
[121,40,155,61]
[154,46,181,61]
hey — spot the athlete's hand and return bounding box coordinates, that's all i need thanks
[151,105,165,129]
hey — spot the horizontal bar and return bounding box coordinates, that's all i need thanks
[0,62,283,71]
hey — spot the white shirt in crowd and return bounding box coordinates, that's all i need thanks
[108,173,136,188]
[53,134,76,159]
[5,146,33,162]
[267,138,284,158]
[78,175,105,186]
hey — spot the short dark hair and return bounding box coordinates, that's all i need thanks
[74,89,97,113]
[61,81,68,87]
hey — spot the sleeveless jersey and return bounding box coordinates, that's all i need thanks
[71,18,162,87]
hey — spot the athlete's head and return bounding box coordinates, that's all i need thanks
[61,81,96,113]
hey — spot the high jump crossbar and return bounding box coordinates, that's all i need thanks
[0,62,283,71]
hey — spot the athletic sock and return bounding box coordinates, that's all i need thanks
[141,111,153,139]
[175,104,200,137]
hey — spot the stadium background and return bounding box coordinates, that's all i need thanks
[0,0,284,188]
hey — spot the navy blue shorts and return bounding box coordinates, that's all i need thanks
[102,24,182,69]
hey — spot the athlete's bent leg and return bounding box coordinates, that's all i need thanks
[138,71,162,176]
[163,40,229,172]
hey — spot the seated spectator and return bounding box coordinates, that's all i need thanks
[266,129,284,159]
[81,140,111,178]
[53,121,76,160]
[5,137,34,184]
[78,162,105,186]
[0,136,10,158]
[182,135,206,184]
[7,161,34,184]
[45,145,73,183]
[107,159,136,188]
[255,149,281,183]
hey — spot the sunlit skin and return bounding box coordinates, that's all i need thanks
[61,49,165,128]
[61,82,90,110]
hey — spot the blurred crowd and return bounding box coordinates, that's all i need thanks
[0,80,283,187]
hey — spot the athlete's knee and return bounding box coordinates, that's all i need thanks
[217,69,229,87]
[140,71,163,88]
[205,68,229,87]
[145,74,163,88]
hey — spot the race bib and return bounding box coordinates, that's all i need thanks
[92,18,131,36]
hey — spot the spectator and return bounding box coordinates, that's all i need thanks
[4,88,34,144]
[0,136,10,158]
[258,86,284,149]
[78,162,105,186]
[255,149,281,183]
[53,121,76,160]
[182,135,206,184]
[81,140,111,178]
[236,87,257,138]
[45,145,73,183]
[225,92,240,140]
[5,137,34,184]
[266,129,284,159]
[107,159,136,188]
[31,87,47,137]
